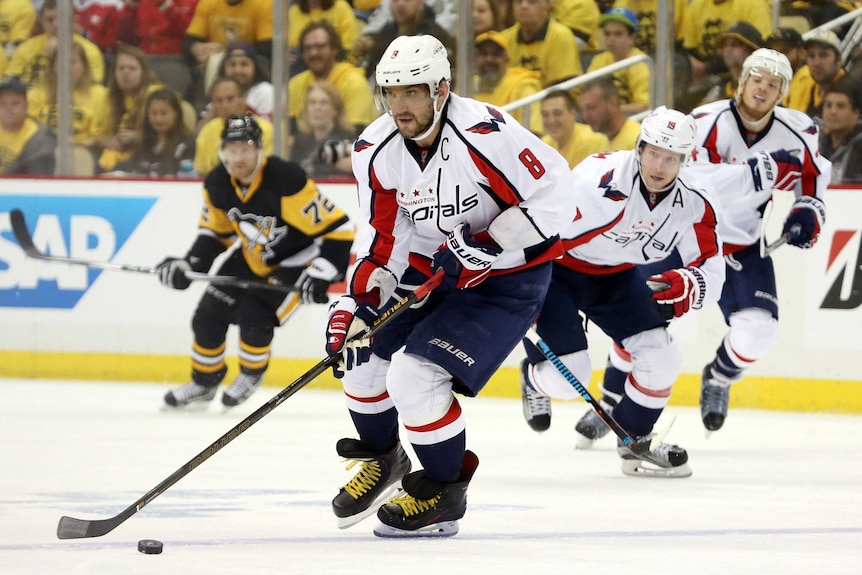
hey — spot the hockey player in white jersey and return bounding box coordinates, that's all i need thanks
[688,48,829,433]
[519,107,806,476]
[323,35,577,537]
[565,49,830,445]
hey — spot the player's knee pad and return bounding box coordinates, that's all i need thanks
[726,308,778,361]
[386,348,455,423]
[608,342,632,372]
[531,349,592,400]
[340,354,393,415]
[621,327,681,409]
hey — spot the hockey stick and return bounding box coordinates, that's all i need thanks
[9,208,298,293]
[523,329,636,449]
[759,199,800,258]
[56,269,445,540]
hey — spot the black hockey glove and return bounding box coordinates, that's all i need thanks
[156,257,192,290]
[782,196,825,249]
[298,257,340,304]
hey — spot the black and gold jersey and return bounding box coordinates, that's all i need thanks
[188,156,354,277]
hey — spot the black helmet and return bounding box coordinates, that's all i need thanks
[221,114,262,148]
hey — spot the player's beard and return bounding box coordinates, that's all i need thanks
[396,109,435,140]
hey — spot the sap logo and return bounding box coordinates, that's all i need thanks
[0,196,156,309]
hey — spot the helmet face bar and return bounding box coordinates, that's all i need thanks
[636,105,698,165]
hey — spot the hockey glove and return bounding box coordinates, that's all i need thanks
[648,267,706,318]
[782,196,826,249]
[351,258,398,307]
[325,296,380,377]
[747,149,802,192]
[156,257,192,290]
[432,223,501,290]
[298,257,340,304]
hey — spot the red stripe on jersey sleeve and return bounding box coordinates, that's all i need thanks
[688,198,721,267]
[365,166,400,265]
[799,147,820,198]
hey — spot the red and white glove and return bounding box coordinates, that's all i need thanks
[432,223,502,290]
[748,149,802,192]
[325,296,380,377]
[647,267,706,318]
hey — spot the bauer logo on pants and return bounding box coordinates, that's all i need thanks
[0,195,157,308]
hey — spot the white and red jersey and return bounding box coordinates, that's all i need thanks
[350,93,577,279]
[245,82,274,122]
[561,150,726,308]
[690,99,831,252]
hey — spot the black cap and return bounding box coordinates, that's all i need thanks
[0,76,27,96]
[718,22,763,51]
[765,27,804,49]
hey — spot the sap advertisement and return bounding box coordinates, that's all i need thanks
[0,178,860,383]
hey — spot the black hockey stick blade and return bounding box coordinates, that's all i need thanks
[9,208,297,293]
[56,269,445,539]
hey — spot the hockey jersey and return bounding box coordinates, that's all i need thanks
[189,156,354,277]
[561,149,725,308]
[350,93,577,280]
[690,99,830,251]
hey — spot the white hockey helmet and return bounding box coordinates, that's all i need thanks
[375,34,451,97]
[374,35,452,141]
[636,106,698,165]
[738,48,793,98]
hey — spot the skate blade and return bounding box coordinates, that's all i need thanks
[621,459,692,478]
[159,400,213,413]
[336,482,404,530]
[373,520,459,538]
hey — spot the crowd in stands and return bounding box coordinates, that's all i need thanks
[1,0,862,183]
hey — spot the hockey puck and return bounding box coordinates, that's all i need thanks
[137,539,163,554]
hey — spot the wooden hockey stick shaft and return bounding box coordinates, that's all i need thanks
[9,208,298,293]
[55,269,445,539]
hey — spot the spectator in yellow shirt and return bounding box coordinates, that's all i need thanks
[578,77,641,151]
[4,0,104,90]
[785,29,846,120]
[472,31,544,135]
[194,76,274,175]
[95,44,162,172]
[540,90,610,168]
[587,7,649,115]
[501,0,583,88]
[288,21,376,135]
[0,0,36,55]
[287,0,360,73]
[0,76,55,175]
[26,42,108,155]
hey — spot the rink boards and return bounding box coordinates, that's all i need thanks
[1,177,860,413]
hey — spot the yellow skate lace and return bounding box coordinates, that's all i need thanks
[342,459,382,499]
[387,492,441,517]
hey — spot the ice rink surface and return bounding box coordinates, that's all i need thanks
[2,377,861,575]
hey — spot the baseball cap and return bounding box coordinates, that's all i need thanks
[0,76,27,96]
[598,7,638,33]
[718,21,763,51]
[765,27,804,49]
[475,31,507,51]
[224,41,259,61]
[803,28,842,54]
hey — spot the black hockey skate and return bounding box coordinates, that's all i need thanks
[700,365,732,433]
[221,372,264,407]
[574,398,616,449]
[332,439,411,529]
[163,382,216,409]
[373,450,479,538]
[617,434,692,478]
[520,359,551,432]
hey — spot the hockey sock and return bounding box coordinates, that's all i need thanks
[411,431,467,484]
[349,406,400,454]
[710,339,747,381]
[612,396,662,438]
